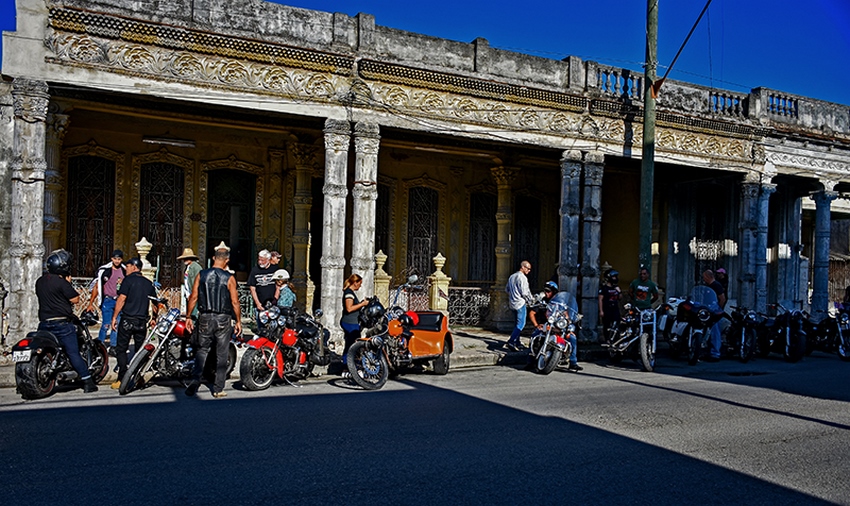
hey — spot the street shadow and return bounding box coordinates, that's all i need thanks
[0,377,839,505]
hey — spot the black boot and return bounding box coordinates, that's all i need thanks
[83,377,99,393]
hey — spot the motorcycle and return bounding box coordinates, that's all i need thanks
[119,298,237,395]
[724,305,760,363]
[12,311,109,399]
[602,302,656,372]
[756,301,806,363]
[239,305,331,391]
[671,286,725,365]
[346,275,453,390]
[527,291,581,374]
[802,305,850,361]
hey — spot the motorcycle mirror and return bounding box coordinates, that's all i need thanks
[313,308,324,318]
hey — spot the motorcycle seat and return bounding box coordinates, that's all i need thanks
[25,330,61,345]
[409,311,444,332]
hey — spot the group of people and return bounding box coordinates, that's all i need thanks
[505,260,732,366]
[35,242,301,398]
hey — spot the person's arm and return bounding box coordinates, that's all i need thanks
[228,276,242,336]
[718,291,727,308]
[250,286,262,310]
[110,294,126,331]
[185,275,200,333]
[344,296,368,313]
[529,307,541,329]
[86,277,99,310]
[598,293,605,319]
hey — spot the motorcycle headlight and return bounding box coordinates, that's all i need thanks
[697,308,711,323]
[745,311,758,324]
[547,314,556,325]
[258,311,271,325]
[555,316,568,330]
[155,321,170,334]
[840,313,850,325]
[641,311,654,323]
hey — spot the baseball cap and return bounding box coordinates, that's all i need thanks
[112,249,124,259]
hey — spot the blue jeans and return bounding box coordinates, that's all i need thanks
[709,322,722,358]
[38,320,91,380]
[98,297,119,347]
[509,306,526,345]
[341,321,361,365]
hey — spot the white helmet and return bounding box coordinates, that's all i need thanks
[271,269,290,280]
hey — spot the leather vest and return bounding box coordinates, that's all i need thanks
[197,268,234,315]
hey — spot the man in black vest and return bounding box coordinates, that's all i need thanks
[185,242,242,398]
[110,257,157,389]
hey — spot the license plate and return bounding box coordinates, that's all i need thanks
[12,350,32,362]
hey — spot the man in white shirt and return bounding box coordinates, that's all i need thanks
[505,260,533,351]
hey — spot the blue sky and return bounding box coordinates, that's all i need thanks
[2,0,848,105]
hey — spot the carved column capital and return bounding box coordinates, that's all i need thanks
[12,79,49,123]
[290,143,319,168]
[491,166,519,187]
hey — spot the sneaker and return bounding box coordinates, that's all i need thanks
[107,346,116,357]
[212,391,227,399]
[505,342,519,352]
[110,380,121,389]
[567,363,583,372]
[185,382,199,397]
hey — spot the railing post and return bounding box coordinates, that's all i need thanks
[374,250,391,307]
[428,252,452,315]
[135,237,157,282]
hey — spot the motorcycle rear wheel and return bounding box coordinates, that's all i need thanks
[119,348,152,395]
[239,347,276,391]
[432,337,451,375]
[639,332,655,372]
[15,351,56,400]
[347,340,389,390]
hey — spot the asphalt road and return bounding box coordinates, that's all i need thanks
[0,352,848,505]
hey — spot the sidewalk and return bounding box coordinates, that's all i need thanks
[0,327,605,389]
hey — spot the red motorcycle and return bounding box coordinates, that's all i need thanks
[239,306,330,390]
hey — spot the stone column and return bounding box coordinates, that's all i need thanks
[774,191,803,306]
[754,182,775,313]
[319,119,350,343]
[8,79,49,342]
[558,150,582,296]
[289,143,319,311]
[811,184,838,314]
[580,151,604,341]
[350,121,380,297]
[487,165,519,331]
[0,82,14,283]
[44,112,69,255]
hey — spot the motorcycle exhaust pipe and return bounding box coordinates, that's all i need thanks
[57,371,79,381]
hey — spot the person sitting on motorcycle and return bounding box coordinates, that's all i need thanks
[529,281,582,372]
[36,249,98,393]
[598,269,622,343]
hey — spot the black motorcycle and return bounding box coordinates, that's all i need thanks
[12,312,109,399]
[756,301,806,363]
[803,305,850,361]
[724,305,760,363]
[675,286,724,365]
[603,303,656,372]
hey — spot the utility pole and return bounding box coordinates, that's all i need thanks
[639,0,658,274]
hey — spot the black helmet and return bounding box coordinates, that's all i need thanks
[543,281,559,293]
[606,269,619,281]
[358,298,386,328]
[125,257,143,269]
[46,249,72,276]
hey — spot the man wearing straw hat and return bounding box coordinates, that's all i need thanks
[177,247,201,317]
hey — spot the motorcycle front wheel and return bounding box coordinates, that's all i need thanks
[346,340,389,390]
[740,328,756,363]
[784,329,806,363]
[239,347,276,391]
[15,351,56,400]
[119,347,152,395]
[639,332,655,372]
[528,334,561,374]
[688,331,702,365]
[838,332,850,361]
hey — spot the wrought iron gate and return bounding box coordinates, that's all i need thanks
[66,155,115,277]
[407,186,438,277]
[139,162,184,287]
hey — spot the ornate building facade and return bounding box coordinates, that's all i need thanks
[1,0,849,343]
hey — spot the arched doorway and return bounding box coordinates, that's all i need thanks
[206,169,256,279]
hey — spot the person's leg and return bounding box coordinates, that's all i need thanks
[710,322,722,359]
[45,322,91,379]
[567,334,582,371]
[98,298,113,344]
[212,315,231,393]
[508,307,526,347]
[114,320,132,380]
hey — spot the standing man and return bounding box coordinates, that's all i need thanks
[505,260,534,352]
[185,242,242,398]
[629,267,659,310]
[109,257,158,389]
[37,249,98,393]
[702,269,727,362]
[177,247,202,318]
[248,249,277,324]
[85,249,126,350]
[598,269,622,342]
